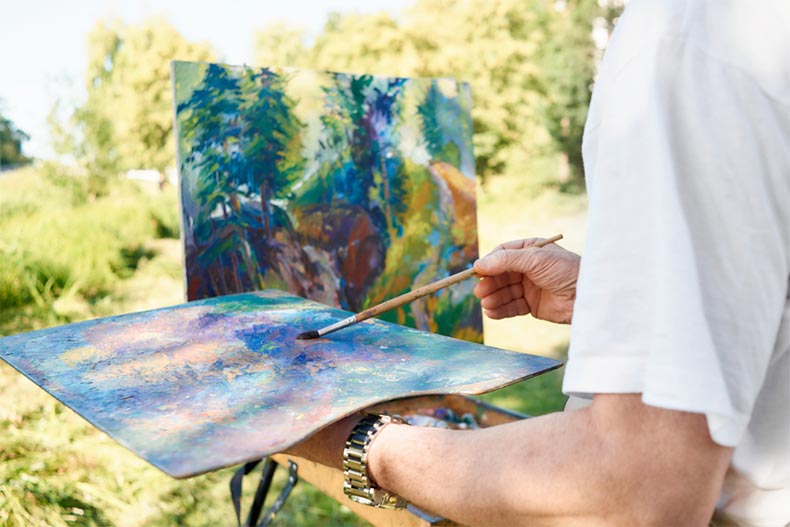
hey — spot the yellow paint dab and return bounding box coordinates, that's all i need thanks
[60,346,103,367]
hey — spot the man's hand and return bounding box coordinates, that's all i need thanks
[473,238,581,324]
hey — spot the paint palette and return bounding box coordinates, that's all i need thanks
[0,290,559,478]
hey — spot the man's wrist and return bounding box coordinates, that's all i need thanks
[365,419,404,490]
[342,414,409,509]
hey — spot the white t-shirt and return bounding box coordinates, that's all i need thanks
[562,0,790,525]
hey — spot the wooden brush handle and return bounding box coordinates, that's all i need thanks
[355,267,477,323]
[355,234,563,323]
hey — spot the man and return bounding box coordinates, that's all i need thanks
[290,0,790,524]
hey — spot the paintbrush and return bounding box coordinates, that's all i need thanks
[296,234,564,340]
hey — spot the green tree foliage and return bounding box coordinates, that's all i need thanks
[255,0,611,189]
[241,67,305,236]
[53,18,214,178]
[177,64,307,292]
[536,1,601,189]
[306,74,409,241]
[178,63,245,225]
[418,82,475,170]
[0,106,31,167]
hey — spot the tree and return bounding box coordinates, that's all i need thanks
[304,74,409,244]
[535,0,601,187]
[176,63,307,296]
[177,63,253,292]
[254,22,309,68]
[0,106,31,168]
[54,18,215,178]
[239,67,305,238]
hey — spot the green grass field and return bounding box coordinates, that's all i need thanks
[0,165,587,526]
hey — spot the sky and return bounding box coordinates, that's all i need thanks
[0,0,408,158]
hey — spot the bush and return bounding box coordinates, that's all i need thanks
[0,165,180,335]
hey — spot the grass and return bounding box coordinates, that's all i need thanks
[0,164,587,526]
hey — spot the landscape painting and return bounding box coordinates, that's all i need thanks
[0,290,559,478]
[173,61,482,342]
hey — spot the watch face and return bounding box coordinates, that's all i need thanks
[380,414,408,426]
[372,488,408,510]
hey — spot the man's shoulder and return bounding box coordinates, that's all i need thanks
[608,0,790,104]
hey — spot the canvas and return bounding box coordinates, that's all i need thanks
[173,61,482,342]
[0,290,559,478]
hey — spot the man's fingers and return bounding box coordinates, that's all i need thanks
[479,283,524,310]
[474,271,521,298]
[482,298,530,320]
[475,248,537,277]
[474,250,514,276]
[492,237,546,252]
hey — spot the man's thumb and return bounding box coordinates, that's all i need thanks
[474,249,532,276]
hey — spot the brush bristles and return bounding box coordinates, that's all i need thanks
[296,330,320,340]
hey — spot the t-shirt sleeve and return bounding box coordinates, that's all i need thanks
[563,25,790,447]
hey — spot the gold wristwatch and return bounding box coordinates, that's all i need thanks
[343,413,409,509]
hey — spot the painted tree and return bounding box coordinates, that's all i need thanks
[238,67,305,239]
[364,78,409,233]
[178,64,245,220]
[321,74,376,208]
[177,64,257,295]
[418,81,475,173]
[176,63,308,297]
[311,74,408,241]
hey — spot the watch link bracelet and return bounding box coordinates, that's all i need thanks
[342,413,409,509]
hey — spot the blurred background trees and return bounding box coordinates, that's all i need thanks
[0,106,31,168]
[50,18,215,184]
[43,0,612,194]
[256,0,605,190]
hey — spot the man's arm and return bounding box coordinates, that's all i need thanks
[292,394,733,526]
[368,394,732,526]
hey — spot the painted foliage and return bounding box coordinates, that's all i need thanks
[0,291,559,478]
[173,61,481,341]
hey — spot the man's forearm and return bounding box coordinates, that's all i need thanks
[367,395,732,526]
[368,407,605,526]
